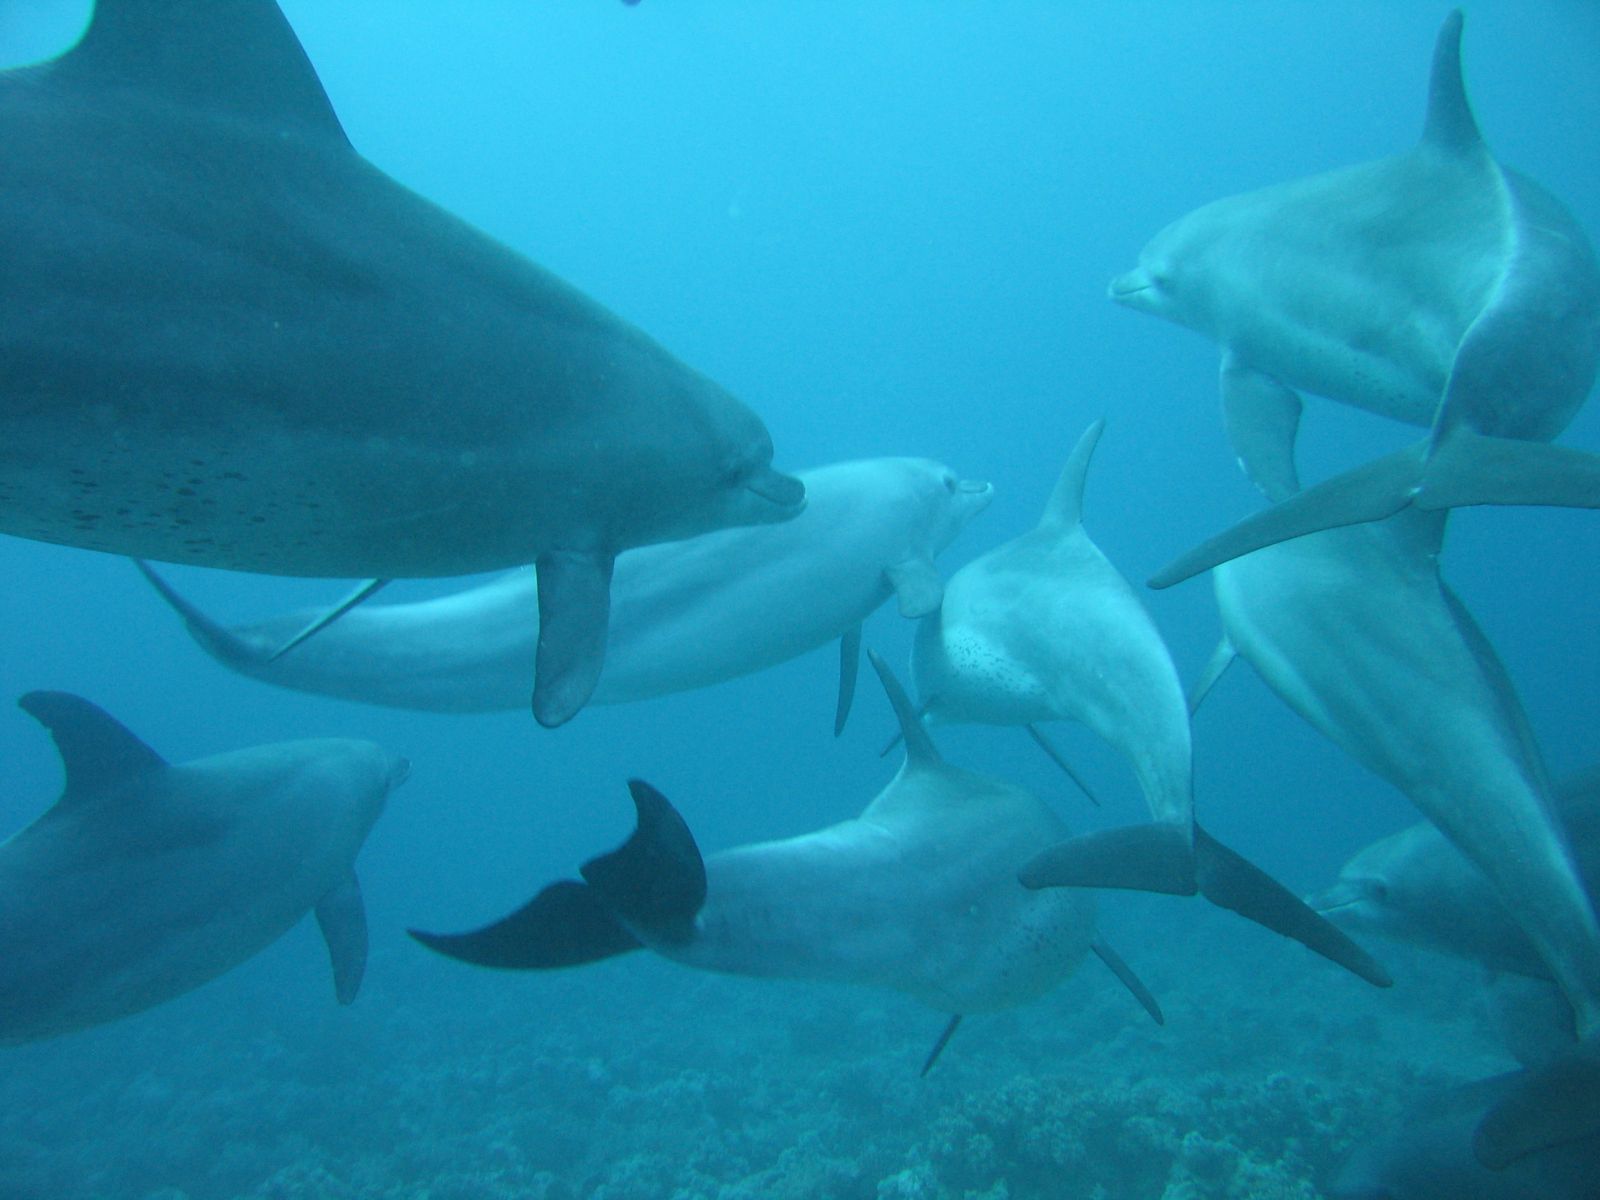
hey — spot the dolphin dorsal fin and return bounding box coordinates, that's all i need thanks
[1420,10,1484,156]
[18,691,167,802]
[49,0,350,147]
[1039,419,1106,531]
[867,650,942,771]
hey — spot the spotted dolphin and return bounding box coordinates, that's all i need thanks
[1124,11,1600,589]
[411,653,1163,1072]
[0,692,407,1043]
[0,0,803,726]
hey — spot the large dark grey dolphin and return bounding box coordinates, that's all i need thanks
[1126,11,1600,589]
[0,692,407,1043]
[410,653,1163,1073]
[0,0,804,726]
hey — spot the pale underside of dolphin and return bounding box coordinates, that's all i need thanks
[410,653,1164,1074]
[905,421,1387,987]
[1121,11,1600,589]
[0,0,804,726]
[135,459,993,732]
[1189,399,1600,1167]
[0,691,405,1044]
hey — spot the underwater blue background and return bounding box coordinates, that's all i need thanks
[1,3,1598,1197]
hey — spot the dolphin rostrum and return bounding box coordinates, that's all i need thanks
[0,0,804,726]
[411,652,1163,1073]
[1121,11,1600,588]
[0,691,407,1043]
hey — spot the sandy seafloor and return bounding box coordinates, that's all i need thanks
[2,1,1599,1198]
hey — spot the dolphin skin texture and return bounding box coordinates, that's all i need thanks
[410,654,1165,1071]
[0,691,406,1043]
[137,459,993,726]
[1123,12,1600,588]
[0,0,804,725]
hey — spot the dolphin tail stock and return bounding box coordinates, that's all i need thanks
[1019,823,1392,988]
[1090,938,1164,1026]
[134,560,268,665]
[267,578,391,662]
[1473,1036,1600,1170]
[531,549,615,728]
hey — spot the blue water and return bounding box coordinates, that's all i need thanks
[2,3,1598,1197]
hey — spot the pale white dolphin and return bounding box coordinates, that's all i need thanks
[909,421,1387,986]
[0,692,407,1044]
[411,653,1163,1072]
[138,459,993,732]
[0,0,805,727]
[1125,11,1600,589]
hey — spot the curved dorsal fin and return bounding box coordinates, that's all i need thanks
[867,650,942,771]
[1420,10,1484,155]
[18,691,167,803]
[47,0,350,147]
[1039,419,1106,530]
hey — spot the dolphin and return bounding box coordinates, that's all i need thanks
[0,691,407,1044]
[1309,767,1600,984]
[1120,11,1600,589]
[410,652,1163,1073]
[1330,1072,1600,1200]
[0,0,804,727]
[907,421,1387,988]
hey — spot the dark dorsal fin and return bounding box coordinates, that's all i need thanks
[18,691,167,802]
[1420,10,1484,155]
[48,0,350,146]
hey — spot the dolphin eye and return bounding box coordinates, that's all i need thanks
[1368,881,1390,903]
[943,475,958,492]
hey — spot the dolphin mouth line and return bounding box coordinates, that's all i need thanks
[1108,279,1151,300]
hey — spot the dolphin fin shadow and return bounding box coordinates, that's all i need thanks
[1149,432,1600,589]
[1474,1037,1600,1169]
[1019,823,1392,988]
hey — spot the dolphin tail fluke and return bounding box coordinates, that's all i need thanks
[1090,938,1164,1026]
[919,1013,964,1077]
[1018,824,1198,895]
[1192,825,1393,988]
[579,779,707,945]
[1415,429,1600,511]
[1474,1037,1600,1169]
[531,550,615,728]
[409,878,641,969]
[315,870,368,1005]
[134,560,267,665]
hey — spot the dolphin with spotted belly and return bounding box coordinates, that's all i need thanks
[0,691,407,1044]
[137,459,992,731]
[411,653,1163,1071]
[0,0,803,727]
[1123,11,1600,589]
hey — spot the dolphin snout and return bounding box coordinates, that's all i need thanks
[1108,268,1153,302]
[1304,881,1359,915]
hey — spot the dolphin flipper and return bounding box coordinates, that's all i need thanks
[1475,1038,1600,1169]
[409,879,640,969]
[835,625,863,737]
[579,780,707,945]
[315,870,368,1005]
[885,555,944,619]
[1090,938,1164,1026]
[531,550,615,728]
[1186,639,1238,717]
[1219,357,1303,504]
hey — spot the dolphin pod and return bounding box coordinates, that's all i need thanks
[0,0,804,727]
[135,459,993,730]
[1128,11,1600,590]
[0,692,406,1044]
[411,653,1163,1072]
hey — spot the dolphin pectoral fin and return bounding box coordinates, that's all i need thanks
[835,625,863,736]
[1186,638,1237,717]
[409,879,641,969]
[1024,725,1102,808]
[1090,938,1164,1026]
[1192,825,1392,989]
[1474,1037,1600,1169]
[885,556,944,619]
[919,1013,964,1077]
[1415,429,1600,511]
[315,870,368,1005]
[531,550,614,728]
[18,690,167,804]
[1148,443,1428,589]
[135,560,268,665]
[268,579,391,662]
[1019,824,1198,895]
[1220,357,1304,505]
[579,780,707,945]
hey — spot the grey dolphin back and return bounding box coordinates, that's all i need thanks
[18,690,167,803]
